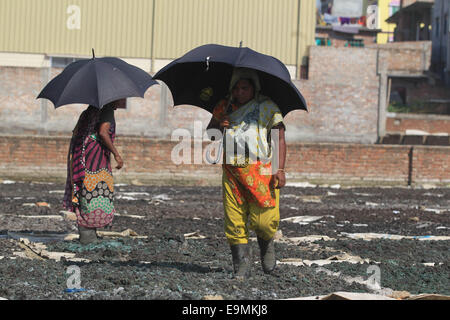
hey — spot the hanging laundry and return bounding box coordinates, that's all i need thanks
[339,17,351,25]
[358,16,366,26]
[324,13,339,25]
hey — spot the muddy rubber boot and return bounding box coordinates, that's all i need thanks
[230,244,251,280]
[257,236,276,274]
[78,225,98,245]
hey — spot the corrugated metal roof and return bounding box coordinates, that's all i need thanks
[0,0,316,76]
[153,0,306,65]
[0,0,153,57]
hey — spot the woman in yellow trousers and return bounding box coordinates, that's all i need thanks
[207,68,287,279]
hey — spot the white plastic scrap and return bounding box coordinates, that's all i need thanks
[423,208,449,214]
[152,194,172,201]
[281,216,323,225]
[286,182,316,188]
[341,232,450,241]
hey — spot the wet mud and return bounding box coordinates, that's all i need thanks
[0,181,448,299]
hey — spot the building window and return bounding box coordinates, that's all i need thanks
[51,57,83,68]
[345,39,364,48]
[315,37,331,46]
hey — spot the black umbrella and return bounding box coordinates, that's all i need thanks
[153,44,307,116]
[37,50,158,108]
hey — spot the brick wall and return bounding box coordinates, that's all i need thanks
[285,143,411,183]
[413,146,450,184]
[290,46,380,143]
[0,42,440,145]
[1,135,448,185]
[0,46,382,144]
[386,114,450,134]
[367,41,432,71]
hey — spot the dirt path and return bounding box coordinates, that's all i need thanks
[0,181,449,299]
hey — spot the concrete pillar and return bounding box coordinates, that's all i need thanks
[377,49,389,140]
[39,66,51,135]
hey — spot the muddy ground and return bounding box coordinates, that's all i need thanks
[0,180,449,300]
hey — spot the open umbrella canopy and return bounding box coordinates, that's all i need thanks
[153,44,307,116]
[37,52,158,109]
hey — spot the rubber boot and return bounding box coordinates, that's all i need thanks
[257,236,276,274]
[78,225,98,245]
[230,243,251,280]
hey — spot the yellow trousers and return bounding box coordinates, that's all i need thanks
[222,172,280,245]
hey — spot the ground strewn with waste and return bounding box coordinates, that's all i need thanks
[0,180,449,300]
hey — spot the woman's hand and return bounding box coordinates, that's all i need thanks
[219,115,230,129]
[99,122,123,170]
[114,153,124,170]
[271,170,286,189]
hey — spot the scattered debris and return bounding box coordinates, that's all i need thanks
[281,216,323,225]
[14,238,90,262]
[1,183,448,300]
[131,179,144,186]
[321,292,396,300]
[273,229,283,240]
[64,288,87,293]
[152,194,172,201]
[60,210,77,221]
[183,231,206,240]
[63,228,146,241]
[416,222,433,229]
[277,235,336,245]
[407,294,450,300]
[121,192,150,197]
[286,182,316,188]
[114,213,145,219]
[115,195,138,200]
[36,202,50,207]
[422,207,449,214]
[202,295,224,300]
[423,193,443,197]
[340,232,450,241]
[365,202,379,207]
[22,203,36,207]
[301,195,323,203]
[113,287,125,295]
[388,291,411,300]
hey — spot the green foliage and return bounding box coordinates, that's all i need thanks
[388,100,446,114]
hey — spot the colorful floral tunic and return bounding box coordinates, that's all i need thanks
[63,106,116,228]
[212,96,284,208]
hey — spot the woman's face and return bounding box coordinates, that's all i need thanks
[232,79,255,106]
